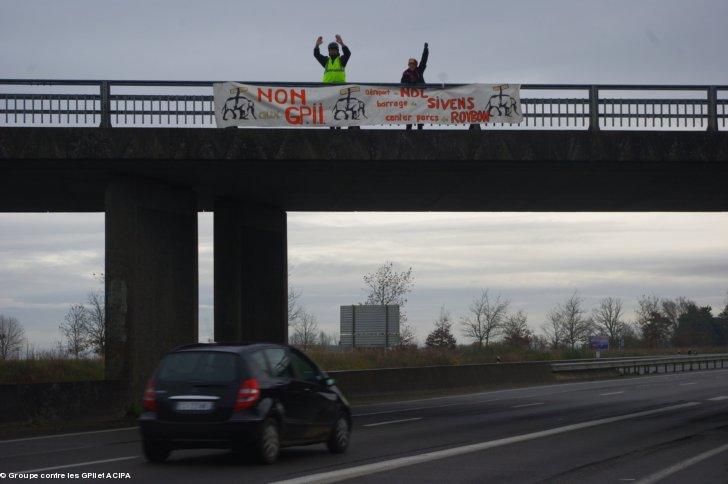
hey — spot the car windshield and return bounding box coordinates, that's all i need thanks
[156,351,239,383]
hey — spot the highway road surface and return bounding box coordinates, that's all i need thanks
[2,369,728,483]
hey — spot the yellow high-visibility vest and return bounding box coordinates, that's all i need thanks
[323,57,346,84]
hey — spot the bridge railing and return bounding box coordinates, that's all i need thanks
[0,80,726,131]
[551,353,728,375]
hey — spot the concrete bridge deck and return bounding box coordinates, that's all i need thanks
[2,128,727,212]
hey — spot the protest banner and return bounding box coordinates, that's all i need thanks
[213,82,522,128]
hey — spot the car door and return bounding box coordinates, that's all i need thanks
[288,349,339,440]
[262,347,309,442]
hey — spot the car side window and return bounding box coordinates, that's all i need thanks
[264,348,294,379]
[248,350,271,378]
[289,351,319,382]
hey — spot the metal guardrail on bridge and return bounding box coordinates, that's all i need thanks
[552,353,728,376]
[0,79,726,131]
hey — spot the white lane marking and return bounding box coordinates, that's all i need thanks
[363,418,423,427]
[355,366,728,408]
[708,396,728,401]
[635,442,728,484]
[355,399,501,417]
[273,402,701,484]
[512,402,545,409]
[13,455,140,474]
[679,382,697,386]
[353,367,728,417]
[0,426,138,444]
[600,391,625,396]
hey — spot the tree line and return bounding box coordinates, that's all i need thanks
[0,290,105,360]
[288,261,728,351]
[424,290,728,350]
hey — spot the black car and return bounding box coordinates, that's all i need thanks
[139,342,351,464]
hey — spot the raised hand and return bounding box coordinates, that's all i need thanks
[335,34,343,45]
[315,36,323,46]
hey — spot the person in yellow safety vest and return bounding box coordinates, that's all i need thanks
[314,34,351,84]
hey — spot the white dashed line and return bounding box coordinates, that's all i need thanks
[708,396,728,401]
[512,402,545,409]
[363,417,423,427]
[679,382,697,386]
[600,391,625,396]
[0,427,138,444]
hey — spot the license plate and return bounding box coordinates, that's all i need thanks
[175,401,214,412]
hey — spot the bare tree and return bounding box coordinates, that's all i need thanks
[362,262,414,307]
[0,315,25,360]
[634,293,660,327]
[460,289,510,347]
[591,297,626,346]
[288,285,303,327]
[397,322,417,347]
[60,304,88,358]
[661,297,694,333]
[634,293,671,345]
[541,315,565,349]
[290,311,319,349]
[362,262,415,343]
[548,292,591,348]
[83,291,105,356]
[502,310,533,348]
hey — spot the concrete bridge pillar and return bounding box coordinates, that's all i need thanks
[105,178,198,398]
[214,200,287,344]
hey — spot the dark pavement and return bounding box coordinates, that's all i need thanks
[2,369,727,483]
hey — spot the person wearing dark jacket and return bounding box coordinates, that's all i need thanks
[401,42,429,130]
[401,42,429,84]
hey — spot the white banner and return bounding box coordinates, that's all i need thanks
[213,82,522,128]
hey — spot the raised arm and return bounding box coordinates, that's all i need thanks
[419,42,429,72]
[341,44,351,67]
[336,34,351,67]
[313,36,327,68]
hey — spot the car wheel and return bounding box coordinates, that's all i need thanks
[256,418,280,465]
[327,414,350,454]
[142,439,170,463]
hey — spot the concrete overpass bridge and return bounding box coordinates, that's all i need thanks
[1,80,727,396]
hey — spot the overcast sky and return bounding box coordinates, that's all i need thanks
[1,1,728,347]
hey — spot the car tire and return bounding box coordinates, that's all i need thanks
[142,439,170,463]
[256,418,280,465]
[327,413,350,454]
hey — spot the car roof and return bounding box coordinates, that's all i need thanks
[171,342,288,355]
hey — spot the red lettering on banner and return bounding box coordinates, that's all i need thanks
[285,104,324,125]
[450,111,491,123]
[416,114,439,123]
[385,113,413,122]
[291,89,307,105]
[258,88,307,105]
[427,96,478,111]
[399,88,429,99]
